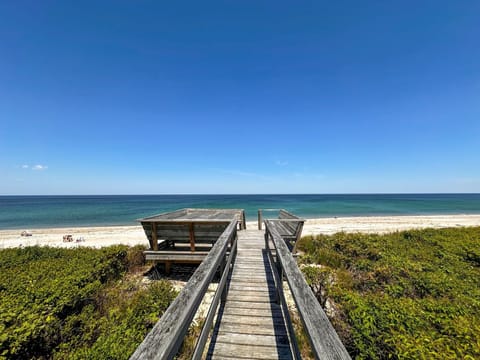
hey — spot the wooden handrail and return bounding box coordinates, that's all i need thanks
[257,208,285,229]
[130,220,238,360]
[265,220,351,360]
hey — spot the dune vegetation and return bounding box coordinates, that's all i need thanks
[0,245,177,359]
[2,227,479,359]
[297,227,480,359]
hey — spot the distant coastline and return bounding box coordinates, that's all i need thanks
[1,193,480,230]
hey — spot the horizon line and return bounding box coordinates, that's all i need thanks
[1,192,479,197]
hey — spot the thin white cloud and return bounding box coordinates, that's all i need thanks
[32,164,48,171]
[275,160,288,166]
[21,164,29,169]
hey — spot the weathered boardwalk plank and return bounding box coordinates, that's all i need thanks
[223,300,275,311]
[218,322,288,337]
[207,229,293,360]
[228,284,276,292]
[208,342,292,360]
[223,306,284,318]
[214,332,290,347]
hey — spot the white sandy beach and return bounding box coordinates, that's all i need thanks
[1,214,480,249]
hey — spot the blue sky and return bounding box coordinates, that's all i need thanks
[1,1,479,195]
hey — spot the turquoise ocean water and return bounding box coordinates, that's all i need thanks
[1,194,480,229]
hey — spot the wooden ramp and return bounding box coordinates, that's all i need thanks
[207,229,294,359]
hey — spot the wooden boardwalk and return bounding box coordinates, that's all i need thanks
[130,210,351,360]
[207,229,294,359]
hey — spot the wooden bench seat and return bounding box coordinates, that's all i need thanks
[144,250,209,262]
[266,209,305,251]
[142,221,231,252]
[141,222,231,274]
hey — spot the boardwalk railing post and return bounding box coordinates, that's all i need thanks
[276,252,283,305]
[258,209,263,230]
[231,226,238,265]
[220,257,227,303]
[264,227,269,249]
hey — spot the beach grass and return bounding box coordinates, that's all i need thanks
[297,227,480,359]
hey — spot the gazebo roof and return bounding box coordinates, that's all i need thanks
[138,208,244,223]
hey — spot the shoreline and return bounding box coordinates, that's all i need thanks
[300,214,480,235]
[1,214,480,249]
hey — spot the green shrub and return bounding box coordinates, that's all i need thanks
[298,227,480,359]
[0,245,176,360]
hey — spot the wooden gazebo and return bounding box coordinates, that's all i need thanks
[138,208,246,272]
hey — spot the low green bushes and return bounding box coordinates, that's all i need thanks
[297,227,480,359]
[0,245,176,359]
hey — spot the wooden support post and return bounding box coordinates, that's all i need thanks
[221,257,228,303]
[165,261,171,275]
[152,223,158,251]
[276,245,283,304]
[258,209,262,230]
[189,223,195,252]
